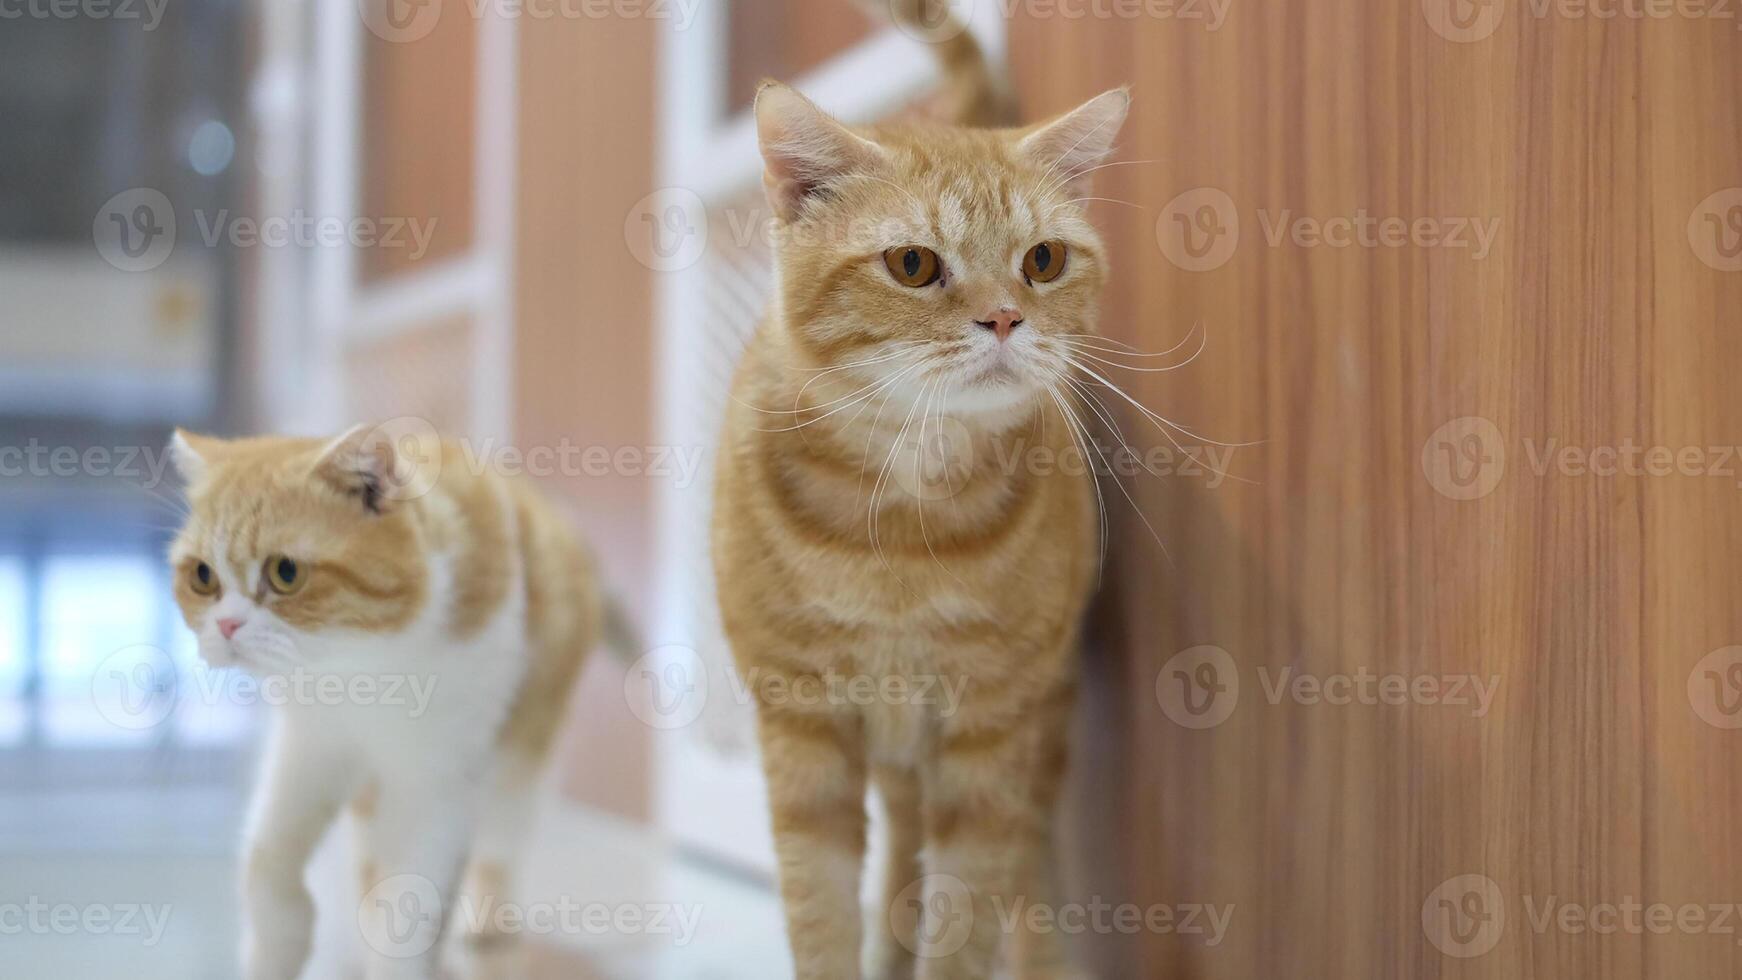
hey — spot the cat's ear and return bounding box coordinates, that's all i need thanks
[1017,87,1131,198]
[312,424,397,515]
[168,429,221,484]
[755,81,885,222]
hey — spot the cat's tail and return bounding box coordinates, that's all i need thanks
[865,0,1017,127]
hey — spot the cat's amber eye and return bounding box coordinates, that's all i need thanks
[884,246,942,288]
[265,556,305,596]
[1022,240,1068,284]
[189,561,220,597]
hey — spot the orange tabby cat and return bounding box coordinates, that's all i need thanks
[711,4,1129,978]
[168,426,614,980]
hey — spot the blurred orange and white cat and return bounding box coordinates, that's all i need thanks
[711,2,1129,978]
[168,426,616,980]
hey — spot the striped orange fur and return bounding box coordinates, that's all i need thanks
[711,15,1129,977]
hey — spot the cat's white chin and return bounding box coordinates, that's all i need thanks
[934,376,1043,419]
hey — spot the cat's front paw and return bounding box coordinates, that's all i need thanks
[241,883,315,980]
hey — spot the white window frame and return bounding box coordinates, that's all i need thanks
[267,0,519,442]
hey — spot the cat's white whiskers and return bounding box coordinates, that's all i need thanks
[1042,384,1110,577]
[1056,321,1203,360]
[732,347,923,418]
[1050,333,1207,373]
[1049,379,1174,571]
[1039,157,1163,202]
[792,344,929,412]
[914,380,967,588]
[1057,354,1259,486]
[1051,323,1205,367]
[753,360,927,433]
[1061,375,1166,478]
[1046,196,1143,217]
[866,376,936,593]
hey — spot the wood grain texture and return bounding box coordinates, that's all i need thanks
[1010,4,1742,977]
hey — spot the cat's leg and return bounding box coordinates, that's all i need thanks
[241,713,353,980]
[757,697,869,980]
[458,747,541,945]
[1007,684,1092,980]
[357,768,483,980]
[865,764,924,980]
[917,711,1051,980]
[352,780,380,902]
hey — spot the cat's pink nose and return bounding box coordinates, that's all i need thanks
[975,306,1025,342]
[218,618,244,640]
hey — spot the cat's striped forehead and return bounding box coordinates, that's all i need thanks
[845,127,1098,259]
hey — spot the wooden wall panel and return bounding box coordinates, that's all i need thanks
[1011,4,1742,978]
[359,10,477,281]
[513,12,660,820]
[727,0,874,113]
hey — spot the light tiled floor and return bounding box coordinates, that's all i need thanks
[1,785,791,980]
